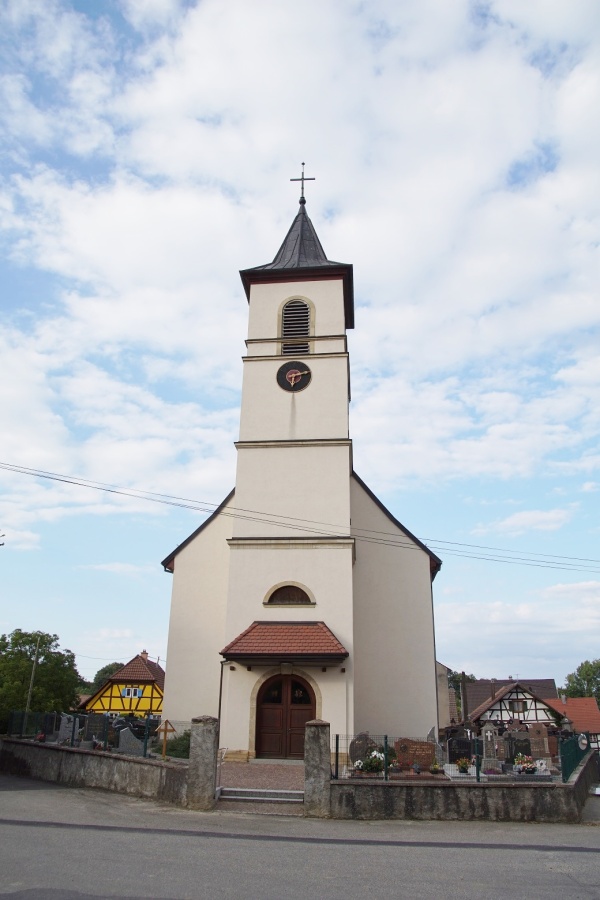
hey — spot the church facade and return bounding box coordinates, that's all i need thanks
[161,195,441,759]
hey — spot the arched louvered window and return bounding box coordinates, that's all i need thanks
[282,300,310,355]
[267,585,312,605]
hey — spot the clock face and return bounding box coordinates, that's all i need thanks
[277,361,312,392]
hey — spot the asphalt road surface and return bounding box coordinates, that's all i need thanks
[1,773,599,899]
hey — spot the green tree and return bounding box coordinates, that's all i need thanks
[77,676,93,695]
[0,630,82,730]
[90,662,123,694]
[447,670,476,717]
[564,659,600,702]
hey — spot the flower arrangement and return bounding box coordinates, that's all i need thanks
[354,749,385,773]
[513,754,536,773]
[456,757,471,773]
[429,760,441,774]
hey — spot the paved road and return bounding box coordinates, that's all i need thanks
[1,773,599,899]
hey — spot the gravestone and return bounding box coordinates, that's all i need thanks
[394,738,435,768]
[83,713,107,741]
[349,732,376,765]
[117,726,144,757]
[481,722,500,769]
[447,737,472,764]
[529,723,550,758]
[504,728,531,763]
[58,714,74,743]
[481,723,497,755]
[42,712,58,736]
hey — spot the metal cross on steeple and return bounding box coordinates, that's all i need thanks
[290,162,315,205]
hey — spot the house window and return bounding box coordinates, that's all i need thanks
[509,700,527,714]
[282,300,310,355]
[267,585,312,605]
[121,687,143,698]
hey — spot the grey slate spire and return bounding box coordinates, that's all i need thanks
[240,201,355,328]
[255,200,344,271]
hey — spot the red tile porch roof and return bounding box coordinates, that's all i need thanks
[221,621,349,663]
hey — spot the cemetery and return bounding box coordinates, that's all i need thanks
[0,714,597,822]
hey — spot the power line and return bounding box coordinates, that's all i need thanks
[1,460,599,574]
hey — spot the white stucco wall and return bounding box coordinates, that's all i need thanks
[238,355,349,442]
[232,444,352,538]
[246,280,346,342]
[225,541,355,650]
[350,476,439,738]
[161,500,233,725]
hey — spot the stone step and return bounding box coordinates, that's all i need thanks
[218,787,304,803]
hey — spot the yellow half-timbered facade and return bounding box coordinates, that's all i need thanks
[80,650,164,718]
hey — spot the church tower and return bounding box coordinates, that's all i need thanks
[162,179,441,758]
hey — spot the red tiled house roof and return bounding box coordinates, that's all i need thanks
[465,678,557,715]
[543,697,600,735]
[467,681,556,723]
[108,655,165,691]
[221,621,348,664]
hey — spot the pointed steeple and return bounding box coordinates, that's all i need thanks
[257,201,341,271]
[240,201,354,329]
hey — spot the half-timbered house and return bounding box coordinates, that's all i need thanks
[466,681,560,728]
[80,651,164,718]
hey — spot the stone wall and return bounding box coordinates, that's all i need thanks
[330,751,597,822]
[0,716,219,810]
[0,737,187,806]
[3,726,597,824]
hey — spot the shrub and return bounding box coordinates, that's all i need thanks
[164,729,190,758]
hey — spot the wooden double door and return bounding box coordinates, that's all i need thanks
[256,674,315,759]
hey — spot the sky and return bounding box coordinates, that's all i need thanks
[0,0,599,689]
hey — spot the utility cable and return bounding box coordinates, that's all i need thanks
[1,461,599,574]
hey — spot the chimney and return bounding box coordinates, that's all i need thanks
[490,678,496,699]
[460,671,469,721]
[140,649,149,661]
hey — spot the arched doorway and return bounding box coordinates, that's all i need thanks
[256,674,316,759]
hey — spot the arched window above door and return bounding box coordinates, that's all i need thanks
[281,299,310,355]
[266,585,313,606]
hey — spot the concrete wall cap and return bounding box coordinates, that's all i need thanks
[306,718,330,726]
[191,715,218,724]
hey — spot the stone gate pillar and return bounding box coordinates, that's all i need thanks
[187,715,219,810]
[304,719,331,817]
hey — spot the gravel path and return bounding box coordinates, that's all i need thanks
[219,760,305,791]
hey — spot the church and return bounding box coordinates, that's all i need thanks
[161,179,442,759]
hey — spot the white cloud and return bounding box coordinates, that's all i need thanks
[473,507,575,536]
[0,0,599,682]
[1,528,40,551]
[540,580,600,604]
[582,482,599,493]
[435,581,600,681]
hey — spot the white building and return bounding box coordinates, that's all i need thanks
[161,195,442,759]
